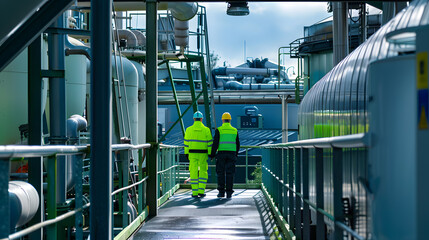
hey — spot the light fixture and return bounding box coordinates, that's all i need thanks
[227,2,250,16]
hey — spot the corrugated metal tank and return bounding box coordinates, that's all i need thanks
[297,0,429,237]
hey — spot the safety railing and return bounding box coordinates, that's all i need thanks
[0,142,182,240]
[260,133,369,240]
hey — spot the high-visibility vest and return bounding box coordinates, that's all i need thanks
[218,122,237,151]
[184,121,213,154]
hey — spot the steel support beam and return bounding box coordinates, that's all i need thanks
[186,61,199,113]
[288,148,295,230]
[28,36,44,240]
[0,0,74,72]
[90,0,113,238]
[294,148,302,239]
[199,58,212,131]
[48,15,67,204]
[146,0,159,217]
[166,61,185,136]
[333,2,348,65]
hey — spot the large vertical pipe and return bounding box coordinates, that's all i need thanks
[90,0,113,238]
[28,36,44,240]
[146,0,159,217]
[48,16,67,203]
[382,2,408,25]
[333,2,348,65]
[281,95,288,143]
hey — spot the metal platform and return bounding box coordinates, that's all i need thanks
[131,189,277,240]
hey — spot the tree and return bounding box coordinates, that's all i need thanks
[209,51,219,68]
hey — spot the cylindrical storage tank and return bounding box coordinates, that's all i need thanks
[0,38,49,145]
[112,56,138,146]
[130,60,146,145]
[65,37,87,117]
[9,181,40,228]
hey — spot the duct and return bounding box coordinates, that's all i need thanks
[114,29,138,48]
[174,19,189,50]
[65,36,91,60]
[66,115,87,190]
[131,30,146,47]
[78,2,198,21]
[333,2,349,65]
[9,181,40,229]
[224,81,295,90]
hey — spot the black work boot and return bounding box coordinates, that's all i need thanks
[198,193,206,198]
[217,192,225,198]
[226,192,232,199]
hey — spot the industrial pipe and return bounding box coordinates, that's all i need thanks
[66,115,87,190]
[224,81,296,90]
[114,29,138,48]
[212,67,288,80]
[9,181,40,230]
[131,30,146,46]
[65,36,91,60]
[77,2,198,21]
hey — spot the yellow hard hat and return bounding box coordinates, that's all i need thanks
[221,112,232,120]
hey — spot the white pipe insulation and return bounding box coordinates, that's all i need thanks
[213,67,288,79]
[9,181,39,229]
[115,29,138,48]
[174,19,189,51]
[131,30,146,46]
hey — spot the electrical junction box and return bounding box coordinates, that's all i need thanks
[237,115,263,129]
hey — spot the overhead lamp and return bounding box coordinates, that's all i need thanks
[227,1,250,16]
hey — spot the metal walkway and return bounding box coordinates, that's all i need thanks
[132,189,277,240]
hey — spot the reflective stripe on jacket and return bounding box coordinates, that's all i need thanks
[184,121,213,154]
[218,123,238,151]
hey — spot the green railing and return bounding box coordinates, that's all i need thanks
[260,133,369,240]
[0,143,182,240]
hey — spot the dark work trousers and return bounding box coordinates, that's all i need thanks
[215,152,237,194]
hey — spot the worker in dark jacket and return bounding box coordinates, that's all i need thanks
[210,112,240,198]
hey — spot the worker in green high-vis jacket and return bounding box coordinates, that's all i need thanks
[210,112,240,199]
[184,111,213,198]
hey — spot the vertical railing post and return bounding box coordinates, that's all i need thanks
[245,148,248,186]
[295,148,302,239]
[302,148,310,240]
[146,0,159,217]
[282,148,289,221]
[90,0,113,237]
[277,149,282,213]
[333,147,344,240]
[74,154,84,240]
[122,150,130,228]
[0,158,10,239]
[315,148,325,239]
[47,155,57,240]
[138,149,144,214]
[289,148,295,230]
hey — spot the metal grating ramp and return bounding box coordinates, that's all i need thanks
[131,189,277,240]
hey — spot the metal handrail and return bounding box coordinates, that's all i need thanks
[0,145,88,158]
[112,143,151,151]
[262,133,369,149]
[112,176,149,196]
[260,133,369,240]
[9,203,91,240]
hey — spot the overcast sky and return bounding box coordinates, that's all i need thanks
[196,2,332,69]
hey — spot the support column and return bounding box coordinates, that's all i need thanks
[333,2,348,65]
[281,95,288,143]
[28,36,44,240]
[90,0,113,238]
[48,15,67,203]
[0,158,10,238]
[146,0,159,217]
